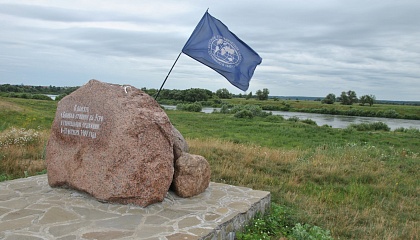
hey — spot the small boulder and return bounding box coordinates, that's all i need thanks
[171,153,211,198]
[172,125,189,160]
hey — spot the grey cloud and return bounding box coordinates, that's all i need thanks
[0,3,145,22]
[53,28,184,57]
[1,1,419,100]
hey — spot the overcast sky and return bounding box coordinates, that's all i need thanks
[1,0,419,101]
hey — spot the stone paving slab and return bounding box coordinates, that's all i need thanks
[0,175,270,240]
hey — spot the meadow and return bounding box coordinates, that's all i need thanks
[225,98,420,120]
[0,96,419,239]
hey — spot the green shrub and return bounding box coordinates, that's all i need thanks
[287,116,300,122]
[230,105,271,117]
[394,127,405,132]
[384,109,399,118]
[370,122,390,131]
[55,93,67,101]
[394,127,420,133]
[264,115,285,122]
[176,102,202,112]
[234,110,254,119]
[20,93,31,99]
[32,94,53,100]
[281,103,291,111]
[237,204,333,240]
[0,173,13,182]
[236,204,295,239]
[219,104,231,114]
[8,92,17,98]
[301,119,317,125]
[402,114,418,120]
[262,105,282,111]
[290,223,334,240]
[347,122,390,131]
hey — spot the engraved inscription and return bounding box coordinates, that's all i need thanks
[59,105,104,139]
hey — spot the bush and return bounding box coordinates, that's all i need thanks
[8,92,17,98]
[32,94,53,100]
[20,93,31,99]
[237,204,333,240]
[264,115,285,122]
[368,122,391,131]
[383,109,399,118]
[290,223,334,240]
[236,204,295,239]
[287,116,300,122]
[219,104,231,114]
[281,103,291,111]
[262,105,282,111]
[402,114,419,120]
[234,110,254,119]
[176,102,202,112]
[347,122,390,131]
[230,105,271,118]
[55,93,67,101]
[301,119,317,125]
[394,127,420,134]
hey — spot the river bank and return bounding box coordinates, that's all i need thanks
[162,105,420,130]
[225,98,420,120]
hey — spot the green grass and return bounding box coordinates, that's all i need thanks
[167,110,419,151]
[168,110,419,239]
[225,98,420,119]
[1,98,419,239]
[0,96,57,131]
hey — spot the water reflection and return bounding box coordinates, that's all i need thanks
[268,111,420,130]
[163,105,420,130]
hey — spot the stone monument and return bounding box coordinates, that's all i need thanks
[46,79,210,207]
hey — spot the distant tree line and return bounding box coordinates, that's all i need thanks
[142,87,270,104]
[2,84,418,119]
[0,84,78,95]
[0,84,79,101]
[322,90,376,106]
[0,92,53,101]
[2,84,273,103]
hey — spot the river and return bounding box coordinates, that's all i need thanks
[162,105,420,130]
[45,94,58,100]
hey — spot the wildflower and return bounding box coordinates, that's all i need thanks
[0,127,41,147]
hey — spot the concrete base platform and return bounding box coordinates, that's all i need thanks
[0,175,270,240]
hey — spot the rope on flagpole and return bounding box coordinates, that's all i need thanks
[155,52,182,100]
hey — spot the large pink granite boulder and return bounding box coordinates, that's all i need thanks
[46,79,174,207]
[171,153,211,198]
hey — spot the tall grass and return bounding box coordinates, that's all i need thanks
[0,127,48,180]
[187,138,419,240]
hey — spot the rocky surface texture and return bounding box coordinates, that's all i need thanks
[172,153,211,198]
[46,80,175,207]
[0,175,271,240]
[172,125,189,160]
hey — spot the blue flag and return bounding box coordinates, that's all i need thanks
[182,11,262,91]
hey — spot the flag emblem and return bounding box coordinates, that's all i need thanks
[208,35,242,68]
[182,11,262,91]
